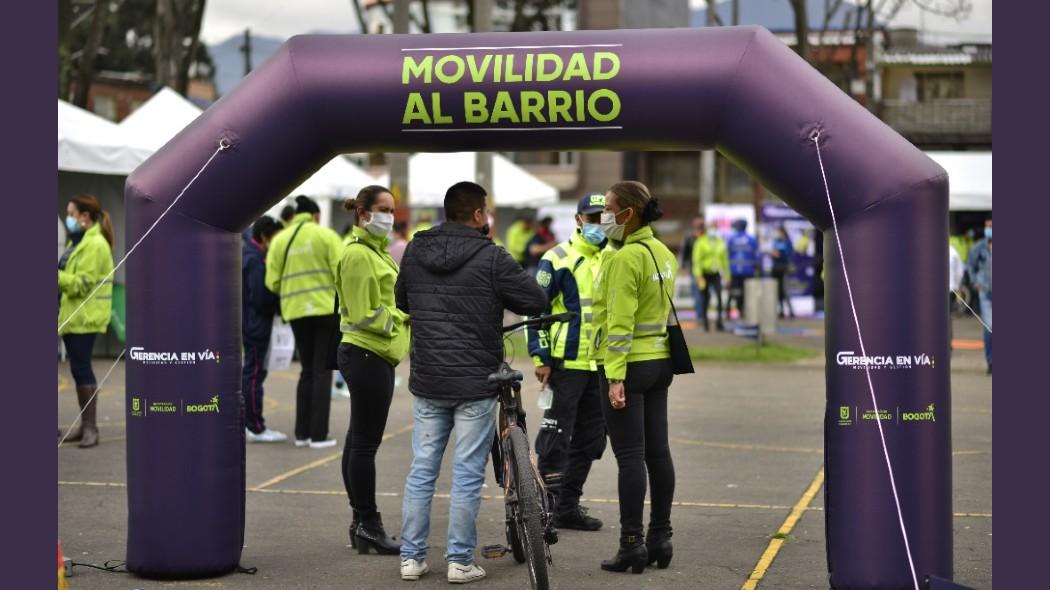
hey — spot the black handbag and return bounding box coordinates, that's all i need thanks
[636,240,695,375]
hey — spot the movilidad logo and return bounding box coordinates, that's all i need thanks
[129,346,222,366]
[902,403,936,422]
[835,351,935,370]
[185,395,220,414]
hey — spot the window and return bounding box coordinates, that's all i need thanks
[92,95,117,121]
[915,72,964,101]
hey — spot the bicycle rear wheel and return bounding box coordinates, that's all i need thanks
[509,425,549,590]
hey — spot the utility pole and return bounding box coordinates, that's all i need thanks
[390,0,411,220]
[700,0,719,213]
[239,28,252,76]
[473,0,494,209]
[732,0,739,26]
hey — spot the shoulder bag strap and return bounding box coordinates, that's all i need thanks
[634,239,682,328]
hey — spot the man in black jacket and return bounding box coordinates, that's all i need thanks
[395,181,547,584]
[242,216,287,443]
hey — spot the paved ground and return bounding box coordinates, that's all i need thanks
[57,315,991,589]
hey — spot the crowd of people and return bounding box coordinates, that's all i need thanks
[57,178,990,582]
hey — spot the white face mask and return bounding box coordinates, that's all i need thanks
[364,211,394,237]
[600,210,626,241]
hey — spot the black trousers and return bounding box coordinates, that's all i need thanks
[700,272,724,328]
[290,314,338,441]
[772,266,795,317]
[62,333,98,386]
[535,365,607,514]
[728,274,747,314]
[600,359,675,539]
[339,343,395,515]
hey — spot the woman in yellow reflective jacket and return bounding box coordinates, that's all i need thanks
[58,194,115,448]
[335,186,409,555]
[594,181,676,574]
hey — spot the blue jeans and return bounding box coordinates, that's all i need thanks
[979,291,992,366]
[400,395,497,565]
[689,275,704,323]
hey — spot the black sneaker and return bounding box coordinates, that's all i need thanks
[554,505,603,531]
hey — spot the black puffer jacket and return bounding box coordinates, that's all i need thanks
[396,222,548,400]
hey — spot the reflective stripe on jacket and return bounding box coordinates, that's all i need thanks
[336,225,410,366]
[526,234,606,371]
[58,224,113,335]
[265,213,341,321]
[597,226,676,381]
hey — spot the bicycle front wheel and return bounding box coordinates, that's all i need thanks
[509,425,549,590]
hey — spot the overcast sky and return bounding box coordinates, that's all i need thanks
[200,0,991,45]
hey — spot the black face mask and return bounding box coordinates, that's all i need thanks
[478,224,490,236]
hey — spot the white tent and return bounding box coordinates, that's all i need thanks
[58,100,152,175]
[377,152,559,208]
[118,87,203,151]
[926,151,992,211]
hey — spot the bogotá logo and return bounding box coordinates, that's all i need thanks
[131,397,143,417]
[838,406,852,426]
[903,403,936,422]
[186,395,220,414]
[835,351,935,370]
[129,346,222,366]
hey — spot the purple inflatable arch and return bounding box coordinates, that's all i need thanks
[125,27,950,588]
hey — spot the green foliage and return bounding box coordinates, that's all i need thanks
[689,343,818,364]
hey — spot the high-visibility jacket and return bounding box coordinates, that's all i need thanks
[595,226,676,381]
[265,213,342,321]
[505,220,535,264]
[58,224,113,335]
[408,221,433,240]
[526,234,607,371]
[691,233,729,278]
[336,226,410,366]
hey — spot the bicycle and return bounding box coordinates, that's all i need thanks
[481,312,576,590]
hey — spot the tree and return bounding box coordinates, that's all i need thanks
[62,0,213,102]
[153,0,208,96]
[72,0,109,108]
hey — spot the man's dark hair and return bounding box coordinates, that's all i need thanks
[251,215,281,242]
[279,205,295,222]
[294,195,320,215]
[444,181,487,223]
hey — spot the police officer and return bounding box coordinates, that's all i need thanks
[726,218,759,318]
[526,192,610,532]
[593,181,677,574]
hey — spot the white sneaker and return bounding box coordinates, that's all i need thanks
[400,558,430,581]
[309,438,337,449]
[294,438,311,447]
[246,428,288,443]
[447,562,486,584]
[331,384,351,400]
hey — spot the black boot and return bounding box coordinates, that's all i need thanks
[76,385,99,448]
[600,535,647,574]
[646,526,673,569]
[348,509,360,549]
[354,512,401,555]
[554,504,603,531]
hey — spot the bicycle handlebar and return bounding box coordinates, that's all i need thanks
[502,312,577,334]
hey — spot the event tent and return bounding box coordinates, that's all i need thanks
[925,151,992,211]
[58,100,152,175]
[377,152,559,208]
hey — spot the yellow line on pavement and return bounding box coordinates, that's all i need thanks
[740,467,825,590]
[249,424,413,491]
[58,375,70,393]
[59,435,126,448]
[673,438,823,454]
